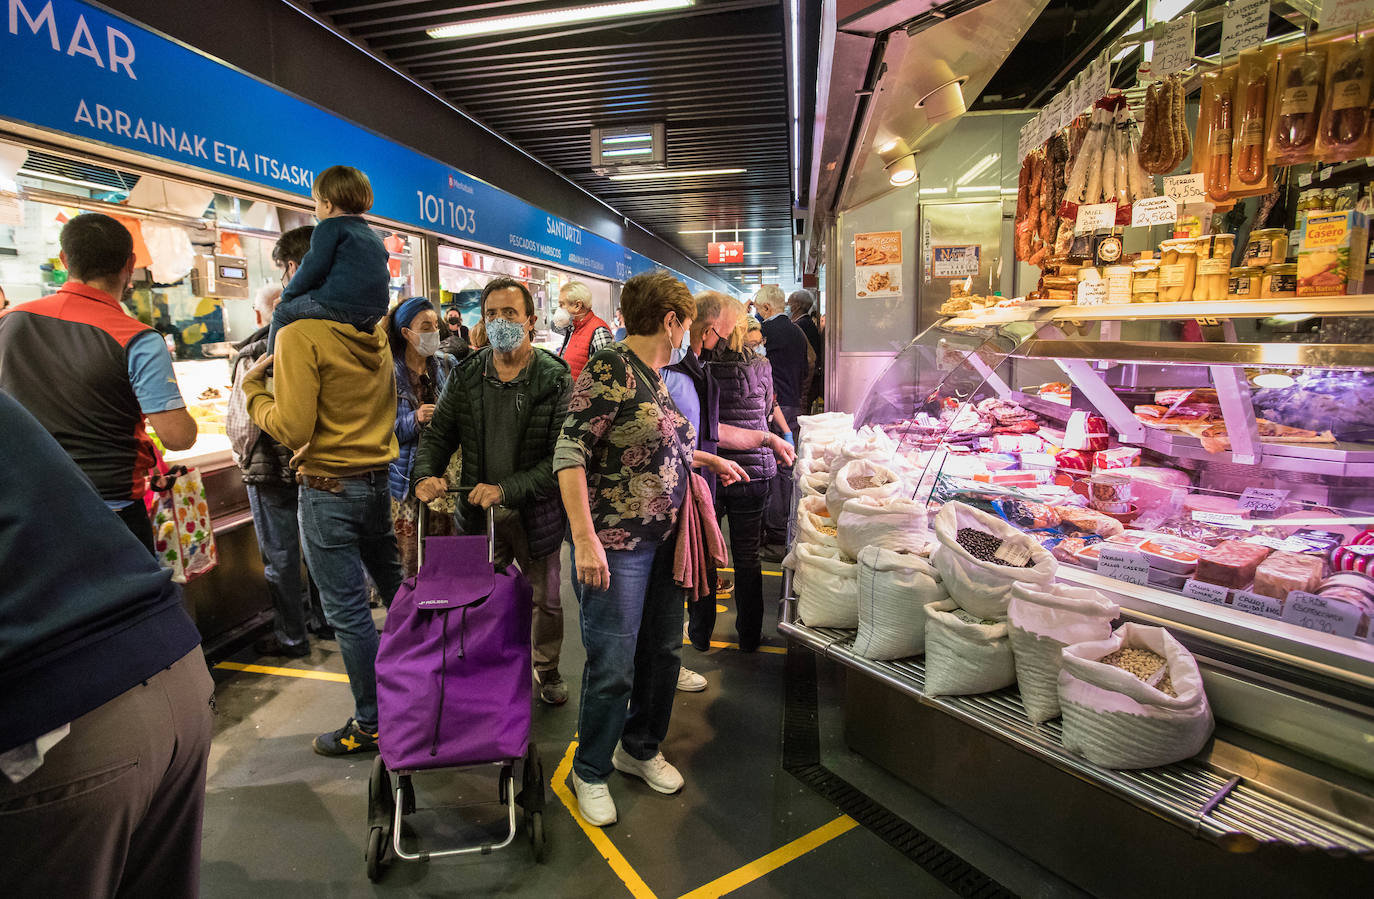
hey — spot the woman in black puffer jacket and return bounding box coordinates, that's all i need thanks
[706,299,791,651]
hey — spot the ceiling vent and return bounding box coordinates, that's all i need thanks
[590,124,666,176]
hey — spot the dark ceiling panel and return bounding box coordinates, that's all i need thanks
[302,0,797,293]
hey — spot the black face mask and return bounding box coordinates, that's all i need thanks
[447,319,461,330]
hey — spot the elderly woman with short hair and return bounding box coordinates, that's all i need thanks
[555,270,745,828]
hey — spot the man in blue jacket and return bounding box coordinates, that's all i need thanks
[0,390,213,897]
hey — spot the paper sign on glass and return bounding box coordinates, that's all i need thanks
[1232,590,1284,620]
[1281,591,1362,638]
[1239,487,1288,511]
[1163,172,1207,202]
[1220,0,1271,59]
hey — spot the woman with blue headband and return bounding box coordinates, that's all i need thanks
[385,295,457,576]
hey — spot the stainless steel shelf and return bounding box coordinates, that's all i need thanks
[1048,296,1374,322]
[1140,428,1374,478]
[779,603,1374,857]
[1018,339,1374,369]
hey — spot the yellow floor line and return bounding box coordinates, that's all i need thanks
[551,740,659,899]
[214,661,350,683]
[675,815,859,899]
[683,638,787,656]
[718,566,784,577]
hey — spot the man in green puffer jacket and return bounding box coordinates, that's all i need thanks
[413,277,572,705]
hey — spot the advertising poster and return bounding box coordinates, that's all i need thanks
[931,245,981,279]
[855,230,902,298]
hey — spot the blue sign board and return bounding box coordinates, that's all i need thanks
[0,0,715,292]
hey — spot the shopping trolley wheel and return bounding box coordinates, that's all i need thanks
[368,757,394,827]
[399,775,416,816]
[519,743,546,813]
[366,826,386,882]
[529,810,546,863]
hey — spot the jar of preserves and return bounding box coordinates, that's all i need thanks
[1159,240,1198,301]
[1262,263,1298,298]
[1228,266,1263,299]
[1245,228,1289,266]
[1132,261,1160,303]
[1104,265,1132,303]
[1196,247,1230,302]
[1211,233,1236,261]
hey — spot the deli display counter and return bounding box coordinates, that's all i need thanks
[778,305,1374,895]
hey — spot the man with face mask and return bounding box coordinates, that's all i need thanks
[227,226,331,658]
[413,277,573,706]
[0,213,197,553]
[554,280,613,381]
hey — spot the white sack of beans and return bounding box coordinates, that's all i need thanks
[793,507,840,553]
[931,502,1056,620]
[797,412,853,448]
[788,542,860,628]
[826,458,906,520]
[794,456,832,478]
[836,495,931,560]
[799,471,831,498]
[922,599,1016,696]
[853,547,945,660]
[1007,583,1119,724]
[1058,623,1213,769]
[834,425,899,467]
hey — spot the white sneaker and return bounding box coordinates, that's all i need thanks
[612,745,684,794]
[571,772,617,826]
[677,667,708,692]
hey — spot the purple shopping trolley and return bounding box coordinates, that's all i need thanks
[366,506,547,880]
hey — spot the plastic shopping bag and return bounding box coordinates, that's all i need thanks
[149,466,218,584]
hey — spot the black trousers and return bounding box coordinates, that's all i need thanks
[763,404,803,545]
[691,478,769,649]
[117,501,156,556]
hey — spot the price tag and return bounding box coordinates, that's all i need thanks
[1068,74,1084,121]
[1097,546,1151,586]
[1239,487,1288,512]
[1298,171,1314,187]
[1192,510,1254,531]
[1089,55,1110,108]
[995,541,1032,567]
[1320,0,1374,31]
[1281,590,1362,638]
[1183,579,1230,604]
[1018,121,1035,162]
[1232,589,1284,620]
[1075,202,1118,234]
[1320,165,1335,181]
[1220,0,1271,59]
[1077,281,1108,306]
[1131,195,1179,227]
[1153,14,1196,77]
[1162,172,1207,202]
[1342,543,1374,556]
[1246,534,1309,553]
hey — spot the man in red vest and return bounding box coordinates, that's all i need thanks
[553,280,613,381]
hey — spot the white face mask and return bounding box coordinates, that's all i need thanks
[752,344,767,357]
[551,307,572,331]
[410,329,440,357]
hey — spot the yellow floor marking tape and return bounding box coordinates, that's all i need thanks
[718,566,783,577]
[213,661,350,684]
[675,815,859,899]
[551,740,659,899]
[683,638,786,656]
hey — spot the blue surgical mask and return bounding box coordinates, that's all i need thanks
[753,344,767,357]
[486,317,525,353]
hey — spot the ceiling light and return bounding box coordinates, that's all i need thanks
[956,153,999,186]
[745,251,773,256]
[679,227,772,234]
[602,134,653,145]
[916,77,968,124]
[955,184,999,193]
[1252,372,1296,389]
[724,266,778,271]
[427,0,694,39]
[887,155,917,186]
[608,167,746,181]
[601,147,654,157]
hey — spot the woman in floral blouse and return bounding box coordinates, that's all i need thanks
[555,270,744,828]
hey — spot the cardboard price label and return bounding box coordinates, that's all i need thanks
[1192,510,1254,531]
[1281,591,1362,638]
[1320,0,1374,30]
[1097,546,1151,586]
[1342,543,1374,556]
[1153,14,1196,78]
[1162,172,1207,202]
[1077,281,1109,306]
[1131,195,1178,227]
[1074,202,1118,234]
[1232,590,1284,620]
[1239,487,1289,511]
[1246,534,1310,553]
[1183,579,1230,604]
[1220,0,1271,59]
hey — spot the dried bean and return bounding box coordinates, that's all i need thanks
[956,527,1034,567]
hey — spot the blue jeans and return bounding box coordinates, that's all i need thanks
[268,294,380,354]
[297,471,403,730]
[573,538,684,783]
[247,482,326,648]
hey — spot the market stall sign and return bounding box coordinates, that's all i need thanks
[855,230,903,297]
[1074,202,1118,234]
[1162,172,1207,203]
[1097,546,1150,586]
[1220,0,1270,59]
[1182,579,1230,605]
[1281,591,1362,638]
[0,0,720,293]
[1131,195,1178,227]
[931,245,980,279]
[1239,487,1288,511]
[707,241,744,264]
[1232,590,1284,620]
[1319,0,1374,30]
[1152,14,1196,78]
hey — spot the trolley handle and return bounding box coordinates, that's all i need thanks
[417,493,497,567]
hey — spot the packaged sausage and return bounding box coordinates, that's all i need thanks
[1270,46,1327,166]
[1194,67,1237,206]
[1232,46,1277,194]
[1317,37,1374,163]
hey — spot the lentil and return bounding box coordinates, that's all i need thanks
[848,474,880,489]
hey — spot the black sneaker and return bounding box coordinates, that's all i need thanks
[308,623,336,640]
[313,718,379,756]
[254,635,310,658]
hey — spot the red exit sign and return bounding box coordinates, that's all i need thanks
[708,241,745,264]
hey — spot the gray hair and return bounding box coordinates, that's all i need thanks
[788,289,815,313]
[560,281,593,310]
[753,284,785,310]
